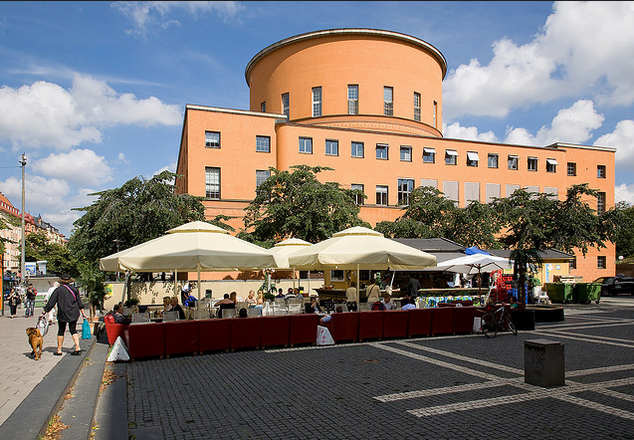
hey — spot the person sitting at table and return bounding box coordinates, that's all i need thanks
[111,303,131,324]
[246,290,257,306]
[276,288,285,298]
[320,305,343,324]
[215,293,236,318]
[170,296,186,320]
[161,296,172,315]
[381,293,396,310]
[238,308,248,318]
[305,297,323,315]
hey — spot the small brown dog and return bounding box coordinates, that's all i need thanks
[26,327,43,360]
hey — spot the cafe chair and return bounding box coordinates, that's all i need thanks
[163,311,180,321]
[131,312,150,323]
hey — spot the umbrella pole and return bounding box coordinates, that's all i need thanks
[197,265,201,303]
[356,264,360,311]
[174,270,178,297]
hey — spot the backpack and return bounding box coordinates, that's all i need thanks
[371,302,386,311]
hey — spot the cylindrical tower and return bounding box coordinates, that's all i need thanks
[245,29,447,137]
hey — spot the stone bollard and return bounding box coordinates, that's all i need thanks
[524,339,565,387]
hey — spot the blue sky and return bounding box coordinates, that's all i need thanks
[1,1,633,238]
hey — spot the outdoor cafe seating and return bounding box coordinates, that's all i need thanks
[109,297,483,362]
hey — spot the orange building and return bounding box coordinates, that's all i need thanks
[176,29,616,281]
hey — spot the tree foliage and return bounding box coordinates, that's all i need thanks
[23,230,75,276]
[68,171,208,264]
[240,165,369,244]
[376,186,502,248]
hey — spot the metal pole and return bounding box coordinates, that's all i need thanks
[19,153,26,291]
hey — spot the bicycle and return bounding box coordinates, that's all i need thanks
[480,302,518,338]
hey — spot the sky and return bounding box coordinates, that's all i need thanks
[1,1,634,238]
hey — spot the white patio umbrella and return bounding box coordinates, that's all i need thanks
[268,238,312,292]
[433,253,513,294]
[287,226,437,305]
[99,221,279,299]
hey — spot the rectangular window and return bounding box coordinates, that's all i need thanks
[488,153,499,168]
[282,93,289,119]
[546,158,558,173]
[312,87,322,117]
[384,86,393,116]
[256,135,270,153]
[508,155,519,170]
[443,180,459,204]
[423,147,436,164]
[445,149,458,165]
[567,162,577,176]
[433,101,438,127]
[205,167,220,199]
[376,144,389,160]
[545,187,558,200]
[205,131,220,148]
[348,85,359,115]
[597,191,606,214]
[506,184,520,197]
[570,257,576,270]
[486,183,501,204]
[256,170,271,188]
[414,92,421,121]
[466,151,479,167]
[597,165,606,178]
[465,182,480,204]
[598,256,606,269]
[351,141,364,158]
[299,137,313,154]
[421,178,437,189]
[260,101,266,112]
[397,179,415,205]
[376,185,388,206]
[527,157,538,171]
[351,183,364,205]
[400,146,412,162]
[325,139,339,156]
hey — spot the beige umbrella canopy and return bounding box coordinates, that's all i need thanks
[288,226,437,304]
[287,226,437,271]
[99,221,279,299]
[268,238,312,269]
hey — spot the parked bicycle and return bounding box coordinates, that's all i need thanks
[480,302,518,338]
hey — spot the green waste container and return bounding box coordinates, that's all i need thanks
[574,282,601,304]
[545,283,574,303]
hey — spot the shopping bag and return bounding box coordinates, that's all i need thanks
[473,316,482,333]
[316,325,334,346]
[82,319,92,339]
[36,315,49,337]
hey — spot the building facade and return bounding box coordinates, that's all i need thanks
[175,29,616,281]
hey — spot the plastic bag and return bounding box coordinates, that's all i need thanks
[36,315,49,337]
[82,319,92,339]
[316,325,334,346]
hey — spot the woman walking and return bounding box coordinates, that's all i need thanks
[42,274,87,356]
[8,287,20,318]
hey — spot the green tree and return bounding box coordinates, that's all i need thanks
[602,201,634,261]
[491,184,621,302]
[68,170,208,265]
[23,231,76,276]
[240,165,369,244]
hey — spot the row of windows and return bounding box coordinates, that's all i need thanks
[205,166,607,215]
[258,86,435,122]
[206,131,608,179]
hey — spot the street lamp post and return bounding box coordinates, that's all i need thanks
[19,153,26,291]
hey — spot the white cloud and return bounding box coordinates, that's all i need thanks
[442,122,498,143]
[0,74,182,150]
[595,119,634,171]
[112,1,245,38]
[443,1,634,119]
[31,149,113,186]
[504,100,604,146]
[117,152,128,163]
[615,183,634,205]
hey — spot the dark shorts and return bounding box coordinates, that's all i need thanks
[58,320,78,336]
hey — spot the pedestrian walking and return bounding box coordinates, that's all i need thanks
[24,283,36,318]
[42,274,87,356]
[7,288,20,318]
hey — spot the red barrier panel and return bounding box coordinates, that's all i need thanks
[431,307,454,336]
[104,314,129,346]
[125,322,165,361]
[358,310,384,342]
[198,319,231,354]
[452,306,477,335]
[407,308,432,337]
[382,310,409,339]
[260,315,291,349]
[289,314,319,347]
[324,312,359,343]
[164,320,199,357]
[229,317,262,351]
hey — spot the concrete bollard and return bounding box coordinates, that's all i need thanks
[524,339,565,387]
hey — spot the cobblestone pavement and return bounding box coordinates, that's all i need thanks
[127,297,634,440]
